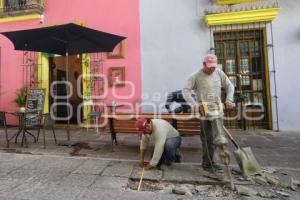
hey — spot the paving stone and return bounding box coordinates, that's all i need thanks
[264,173,279,186]
[195,185,213,192]
[31,169,68,184]
[72,159,109,175]
[290,178,298,191]
[91,176,128,189]
[102,161,135,178]
[20,156,85,172]
[256,191,277,198]
[0,179,23,197]
[80,188,179,200]
[3,169,44,181]
[13,183,87,200]
[276,190,290,197]
[0,155,40,176]
[4,180,45,200]
[59,173,97,187]
[161,164,220,184]
[235,185,257,196]
[171,187,186,195]
[130,165,162,181]
[252,175,268,185]
[261,167,277,174]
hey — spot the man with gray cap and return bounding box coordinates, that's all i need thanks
[183,54,235,171]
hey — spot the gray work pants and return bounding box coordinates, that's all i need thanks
[158,136,182,166]
[200,117,224,166]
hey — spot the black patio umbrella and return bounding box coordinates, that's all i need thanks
[1,23,126,55]
[1,23,126,143]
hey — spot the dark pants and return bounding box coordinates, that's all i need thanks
[200,117,224,166]
[158,136,181,165]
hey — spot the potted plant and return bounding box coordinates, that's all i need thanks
[13,87,27,112]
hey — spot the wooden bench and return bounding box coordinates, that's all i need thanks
[102,113,201,150]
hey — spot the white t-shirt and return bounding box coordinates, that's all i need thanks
[140,119,179,166]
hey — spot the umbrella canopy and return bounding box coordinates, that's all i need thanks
[1,23,126,55]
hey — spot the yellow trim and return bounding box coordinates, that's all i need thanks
[205,8,280,26]
[82,53,91,120]
[0,14,41,24]
[262,28,273,130]
[217,0,260,5]
[38,53,49,113]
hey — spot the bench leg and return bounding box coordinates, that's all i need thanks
[109,118,117,151]
[5,127,9,148]
[110,132,118,152]
[52,127,57,144]
[43,128,46,149]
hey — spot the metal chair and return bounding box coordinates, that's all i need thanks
[87,111,102,133]
[36,113,57,148]
[85,100,102,133]
[0,111,12,148]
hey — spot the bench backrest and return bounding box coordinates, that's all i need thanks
[103,113,201,135]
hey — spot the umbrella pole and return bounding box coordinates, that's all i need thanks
[66,51,70,141]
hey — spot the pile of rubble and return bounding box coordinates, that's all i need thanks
[129,166,300,199]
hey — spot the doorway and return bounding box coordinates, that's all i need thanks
[49,55,83,124]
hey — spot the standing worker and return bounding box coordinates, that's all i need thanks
[183,54,235,172]
[135,118,181,170]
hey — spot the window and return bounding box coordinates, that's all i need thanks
[214,29,269,129]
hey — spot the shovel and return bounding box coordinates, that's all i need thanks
[223,126,261,178]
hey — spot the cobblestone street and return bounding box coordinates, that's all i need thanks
[0,129,300,199]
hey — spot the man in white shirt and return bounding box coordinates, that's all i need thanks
[135,118,181,170]
[183,54,235,172]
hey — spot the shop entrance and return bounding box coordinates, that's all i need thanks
[49,55,83,124]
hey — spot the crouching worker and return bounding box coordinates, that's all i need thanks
[135,118,181,170]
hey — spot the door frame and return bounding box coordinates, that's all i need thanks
[38,53,91,122]
[213,28,273,129]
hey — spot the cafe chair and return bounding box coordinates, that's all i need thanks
[22,111,42,146]
[84,100,102,133]
[0,111,13,148]
[36,113,57,148]
[87,111,102,133]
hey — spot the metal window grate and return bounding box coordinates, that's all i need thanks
[210,22,277,130]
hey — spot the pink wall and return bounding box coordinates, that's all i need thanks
[0,0,141,122]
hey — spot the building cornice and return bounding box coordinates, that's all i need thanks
[217,0,261,5]
[205,8,280,26]
[205,0,280,26]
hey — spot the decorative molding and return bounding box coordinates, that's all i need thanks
[107,40,125,59]
[206,0,279,14]
[205,8,280,26]
[217,0,260,5]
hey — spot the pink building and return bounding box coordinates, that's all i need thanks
[0,0,141,124]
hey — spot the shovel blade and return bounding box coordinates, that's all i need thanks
[233,147,261,177]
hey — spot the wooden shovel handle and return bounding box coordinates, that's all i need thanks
[223,125,240,149]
